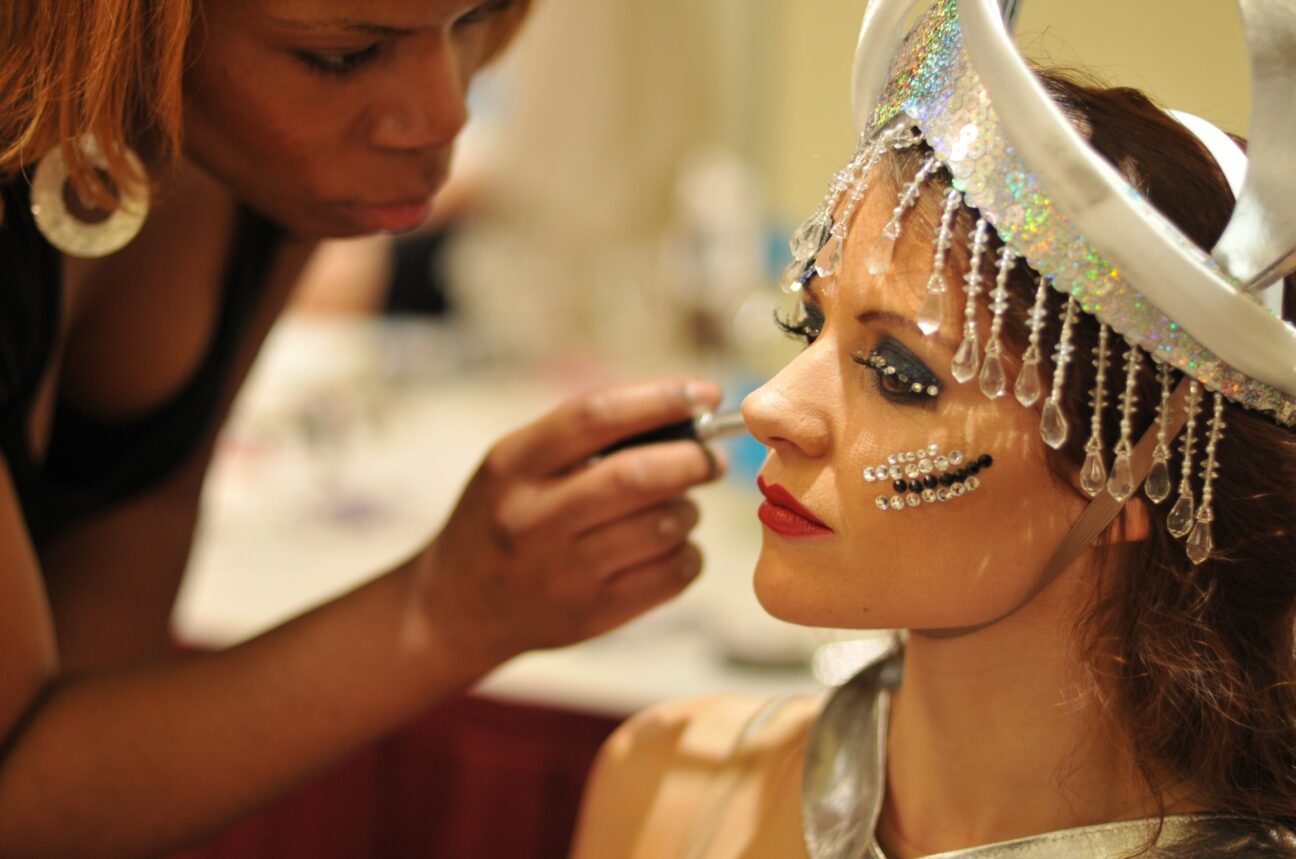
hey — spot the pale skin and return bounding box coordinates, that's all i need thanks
[0,1,724,855]
[571,181,1207,858]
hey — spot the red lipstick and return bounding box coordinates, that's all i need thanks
[756,476,833,537]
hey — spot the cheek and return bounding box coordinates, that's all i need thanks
[755,411,1082,630]
[185,43,358,193]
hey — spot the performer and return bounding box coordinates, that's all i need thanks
[572,0,1296,855]
[0,2,723,854]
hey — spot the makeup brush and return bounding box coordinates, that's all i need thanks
[596,409,747,457]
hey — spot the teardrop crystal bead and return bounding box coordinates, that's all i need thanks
[1106,454,1135,502]
[1185,519,1214,565]
[865,232,897,275]
[1040,399,1069,449]
[1167,493,1195,538]
[951,335,980,383]
[1080,450,1107,497]
[791,216,829,261]
[1014,359,1042,407]
[978,352,1006,399]
[917,283,945,335]
[780,258,806,293]
[815,234,843,277]
[1144,458,1172,504]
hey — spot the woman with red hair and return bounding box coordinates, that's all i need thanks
[0,2,720,854]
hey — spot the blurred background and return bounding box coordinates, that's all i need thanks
[169,2,1252,857]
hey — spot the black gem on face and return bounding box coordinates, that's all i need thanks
[923,474,938,489]
[909,479,923,493]
[939,473,955,487]
[978,453,993,468]
[967,462,981,475]
[953,469,968,482]
[893,479,908,493]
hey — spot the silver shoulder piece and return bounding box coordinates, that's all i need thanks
[801,639,902,859]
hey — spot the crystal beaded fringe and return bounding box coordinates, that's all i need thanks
[980,245,1015,398]
[1106,343,1141,502]
[866,153,942,276]
[784,123,921,289]
[789,136,878,262]
[951,217,991,383]
[1167,382,1203,538]
[1145,363,1175,504]
[1080,323,1112,497]
[1015,274,1051,407]
[1040,296,1079,449]
[1186,393,1225,564]
[918,187,964,336]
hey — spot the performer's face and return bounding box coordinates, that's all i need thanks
[743,175,1087,632]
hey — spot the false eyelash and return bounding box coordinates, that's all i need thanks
[774,304,824,345]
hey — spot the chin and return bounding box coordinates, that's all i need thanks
[753,554,881,630]
[752,550,1003,632]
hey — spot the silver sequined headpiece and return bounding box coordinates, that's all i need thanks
[785,0,1296,565]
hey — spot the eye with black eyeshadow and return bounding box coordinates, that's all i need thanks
[854,337,942,403]
[774,301,825,346]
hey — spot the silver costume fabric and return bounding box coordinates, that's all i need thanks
[801,642,1294,858]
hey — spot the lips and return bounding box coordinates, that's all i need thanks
[756,476,833,537]
[345,198,432,233]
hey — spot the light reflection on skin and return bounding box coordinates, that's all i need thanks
[742,184,1087,633]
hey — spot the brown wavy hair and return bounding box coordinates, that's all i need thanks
[886,69,1296,833]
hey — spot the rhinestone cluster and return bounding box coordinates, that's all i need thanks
[863,444,994,511]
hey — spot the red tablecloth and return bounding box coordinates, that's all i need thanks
[168,696,620,859]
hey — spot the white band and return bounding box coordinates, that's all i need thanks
[1167,109,1286,316]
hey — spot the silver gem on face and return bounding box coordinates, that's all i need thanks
[866,443,994,511]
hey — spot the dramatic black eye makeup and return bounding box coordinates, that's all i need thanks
[855,336,942,404]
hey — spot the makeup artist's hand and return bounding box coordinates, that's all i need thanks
[418,378,724,671]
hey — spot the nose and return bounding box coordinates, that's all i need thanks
[742,349,833,460]
[369,37,469,151]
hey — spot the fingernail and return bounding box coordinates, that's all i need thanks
[682,553,702,582]
[705,446,729,479]
[684,382,716,415]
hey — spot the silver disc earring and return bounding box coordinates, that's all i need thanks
[30,136,149,258]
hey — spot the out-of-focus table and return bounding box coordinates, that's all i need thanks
[168,315,857,859]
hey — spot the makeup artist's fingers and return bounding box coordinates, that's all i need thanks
[572,499,700,580]
[587,544,704,637]
[502,440,725,538]
[487,378,722,478]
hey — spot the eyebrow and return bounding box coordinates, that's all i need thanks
[267,17,418,36]
[800,280,958,355]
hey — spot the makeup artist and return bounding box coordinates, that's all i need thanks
[0,1,721,854]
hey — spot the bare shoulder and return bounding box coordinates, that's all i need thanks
[570,693,821,859]
[608,693,819,764]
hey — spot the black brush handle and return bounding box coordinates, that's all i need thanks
[595,418,698,457]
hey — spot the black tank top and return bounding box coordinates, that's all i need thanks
[0,177,281,544]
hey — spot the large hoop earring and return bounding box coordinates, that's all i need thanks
[30,137,149,258]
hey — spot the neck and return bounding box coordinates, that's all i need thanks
[877,564,1163,858]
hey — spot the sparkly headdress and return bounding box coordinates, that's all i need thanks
[785,0,1296,566]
